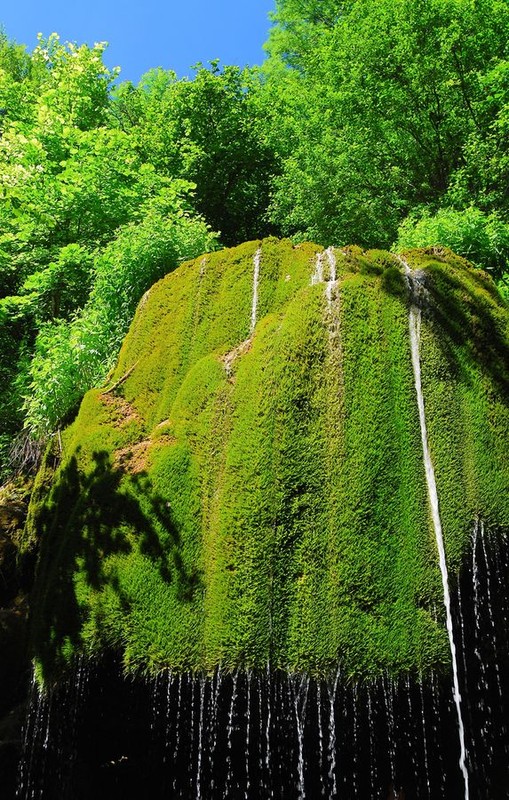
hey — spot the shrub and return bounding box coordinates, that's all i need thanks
[395,206,509,280]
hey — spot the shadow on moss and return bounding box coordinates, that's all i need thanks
[30,450,200,684]
[424,268,509,398]
[378,254,509,397]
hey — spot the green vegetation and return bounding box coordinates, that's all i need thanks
[25,241,509,683]
[263,0,509,254]
[2,1,509,476]
[1,3,509,687]
[395,208,509,301]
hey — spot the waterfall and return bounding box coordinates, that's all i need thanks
[311,252,325,285]
[316,682,325,797]
[17,657,89,800]
[14,254,509,799]
[325,246,337,308]
[403,258,470,799]
[17,656,509,798]
[209,668,222,793]
[172,673,183,793]
[418,679,432,798]
[265,663,273,799]
[222,246,261,375]
[311,247,337,307]
[250,247,261,334]
[327,669,339,798]
[196,676,206,800]
[311,247,340,346]
[290,674,309,800]
[245,670,252,800]
[225,669,239,797]
[383,674,397,793]
[478,520,504,701]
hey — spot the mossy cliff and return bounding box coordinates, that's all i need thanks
[25,239,509,684]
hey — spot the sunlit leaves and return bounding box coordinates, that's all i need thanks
[0,34,220,463]
[112,63,277,245]
[23,186,217,436]
[262,0,509,248]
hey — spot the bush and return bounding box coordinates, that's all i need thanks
[23,190,217,436]
[395,206,509,280]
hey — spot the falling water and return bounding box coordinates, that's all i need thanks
[383,674,397,792]
[16,651,509,799]
[17,657,90,800]
[367,688,377,800]
[190,675,197,790]
[225,670,238,797]
[172,673,183,794]
[418,679,432,798]
[151,672,161,734]
[257,674,265,794]
[311,247,338,310]
[478,520,504,702]
[403,674,417,787]
[457,551,483,782]
[164,671,172,763]
[325,246,337,307]
[17,676,44,797]
[265,662,272,798]
[404,260,470,799]
[311,252,325,285]
[196,676,206,800]
[13,255,509,797]
[327,669,339,798]
[351,684,359,798]
[251,247,262,333]
[290,674,309,800]
[316,682,325,797]
[471,523,487,694]
[210,668,222,792]
[430,670,447,800]
[245,671,252,800]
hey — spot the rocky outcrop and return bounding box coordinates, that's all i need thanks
[24,240,509,684]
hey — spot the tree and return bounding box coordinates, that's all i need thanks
[111,63,278,245]
[24,187,216,436]
[0,35,218,474]
[261,0,509,248]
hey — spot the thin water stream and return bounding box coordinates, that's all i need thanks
[251,247,261,333]
[403,258,470,799]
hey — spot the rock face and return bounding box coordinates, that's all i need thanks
[25,239,509,684]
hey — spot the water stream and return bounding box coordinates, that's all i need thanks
[251,247,262,333]
[16,595,509,800]
[403,259,470,798]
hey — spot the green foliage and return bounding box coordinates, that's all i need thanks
[0,28,46,125]
[447,59,509,215]
[23,190,216,436]
[31,34,117,131]
[0,33,219,473]
[396,207,509,278]
[261,0,509,249]
[26,241,509,683]
[4,8,509,475]
[2,13,509,688]
[111,62,278,245]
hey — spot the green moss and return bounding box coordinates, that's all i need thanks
[26,240,509,684]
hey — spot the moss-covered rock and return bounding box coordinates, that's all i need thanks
[25,239,509,684]
[0,477,35,784]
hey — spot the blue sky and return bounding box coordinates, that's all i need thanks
[1,0,276,84]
